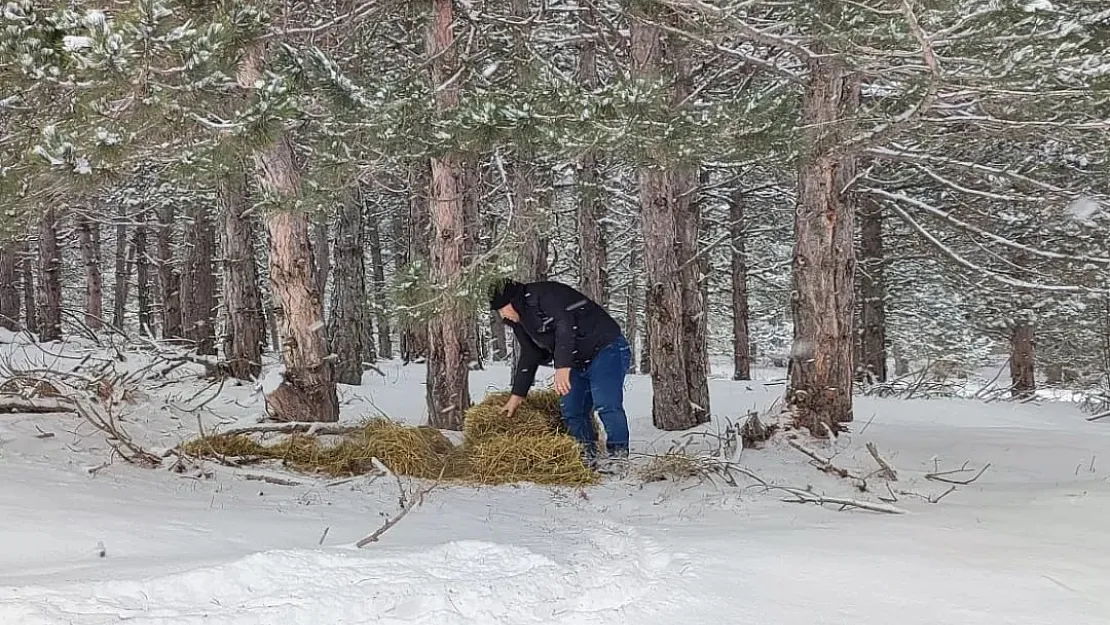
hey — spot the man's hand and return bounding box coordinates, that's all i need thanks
[500,394,524,416]
[554,368,572,396]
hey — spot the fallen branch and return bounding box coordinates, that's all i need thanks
[926,461,991,485]
[356,458,443,548]
[778,487,907,514]
[0,395,77,414]
[1086,410,1110,422]
[242,473,309,487]
[787,439,868,490]
[73,398,162,468]
[866,442,898,480]
[218,422,365,437]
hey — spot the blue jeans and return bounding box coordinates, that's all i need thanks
[560,335,631,457]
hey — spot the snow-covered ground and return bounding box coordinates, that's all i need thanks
[0,332,1108,624]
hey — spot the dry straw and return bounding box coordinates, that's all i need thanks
[181,389,597,486]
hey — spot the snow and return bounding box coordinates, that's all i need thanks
[0,335,1108,624]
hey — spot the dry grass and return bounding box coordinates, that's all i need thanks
[467,434,596,486]
[181,390,596,486]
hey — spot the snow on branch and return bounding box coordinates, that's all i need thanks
[883,198,1109,294]
[865,187,1110,266]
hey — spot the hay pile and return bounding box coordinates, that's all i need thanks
[181,389,596,486]
[181,419,461,479]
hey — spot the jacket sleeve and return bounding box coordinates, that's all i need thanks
[536,286,579,370]
[510,324,543,397]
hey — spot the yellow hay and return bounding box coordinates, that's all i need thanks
[467,434,596,486]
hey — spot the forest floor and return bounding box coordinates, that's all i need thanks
[0,329,1107,624]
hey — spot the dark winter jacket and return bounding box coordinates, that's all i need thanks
[504,281,623,397]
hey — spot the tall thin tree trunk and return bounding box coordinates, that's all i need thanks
[639,291,651,375]
[113,205,129,330]
[787,48,858,434]
[219,168,266,380]
[239,41,339,422]
[21,243,37,335]
[37,207,63,342]
[74,213,104,331]
[1010,319,1036,398]
[366,204,392,360]
[509,0,548,283]
[856,195,887,383]
[729,188,752,381]
[576,2,608,305]
[625,268,639,374]
[155,204,182,340]
[630,13,708,430]
[133,208,152,337]
[399,163,431,363]
[329,188,370,385]
[182,204,217,354]
[424,0,472,430]
[0,242,21,330]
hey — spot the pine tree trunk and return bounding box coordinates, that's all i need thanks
[133,209,152,337]
[1010,318,1036,398]
[787,50,858,435]
[425,0,471,430]
[398,163,431,363]
[0,243,18,330]
[639,291,651,375]
[576,2,608,305]
[219,169,266,380]
[21,243,37,334]
[73,213,104,331]
[366,205,392,360]
[624,272,639,374]
[181,204,217,354]
[729,188,752,381]
[489,310,507,360]
[36,207,63,342]
[681,168,710,418]
[328,189,371,385]
[630,15,707,430]
[239,42,338,422]
[856,195,887,383]
[155,204,183,341]
[113,206,129,330]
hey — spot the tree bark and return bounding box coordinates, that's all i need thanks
[856,195,887,383]
[329,188,371,385]
[112,205,128,330]
[155,204,182,341]
[239,41,339,422]
[73,213,104,331]
[639,291,651,375]
[133,208,152,337]
[398,162,431,363]
[575,2,608,305]
[181,203,217,354]
[21,242,37,334]
[787,49,858,435]
[0,242,21,330]
[35,206,62,342]
[219,168,266,380]
[366,201,392,360]
[630,12,708,430]
[729,188,752,381]
[312,215,330,306]
[424,0,472,430]
[1010,317,1036,398]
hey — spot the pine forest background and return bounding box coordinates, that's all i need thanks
[1,0,1109,434]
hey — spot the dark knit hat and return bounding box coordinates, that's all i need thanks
[488,278,524,310]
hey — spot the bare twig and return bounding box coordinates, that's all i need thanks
[356,459,444,548]
[778,487,907,514]
[866,442,898,480]
[925,461,991,485]
[242,473,308,487]
[0,395,77,414]
[72,398,162,468]
[787,439,868,490]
